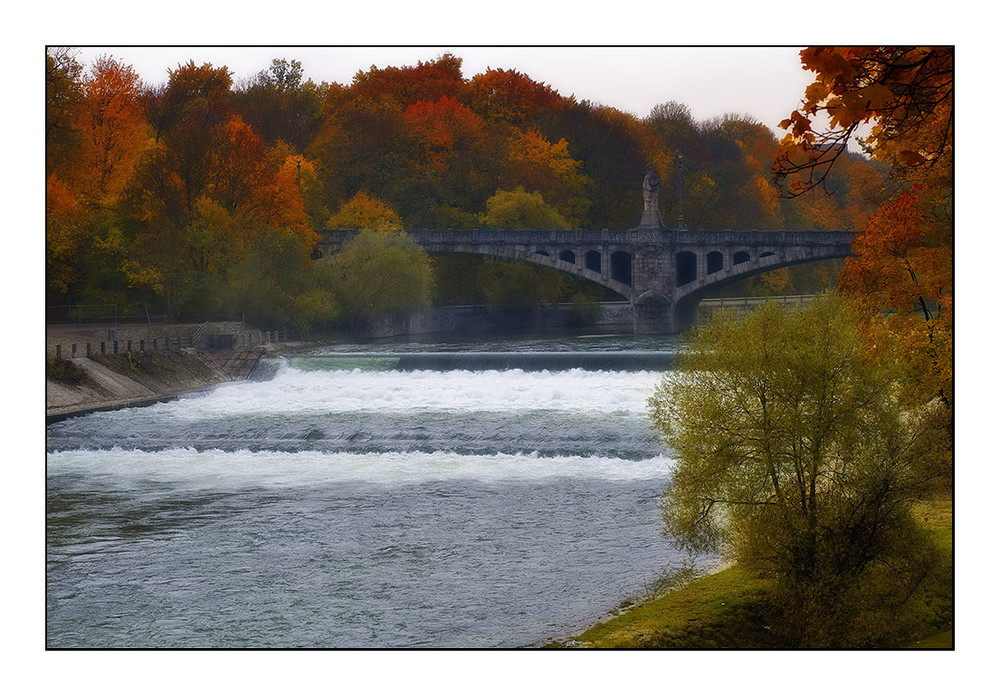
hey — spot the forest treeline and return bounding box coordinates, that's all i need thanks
[46,50,884,329]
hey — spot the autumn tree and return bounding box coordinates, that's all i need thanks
[45,51,149,311]
[775,47,952,197]
[650,296,949,647]
[46,173,83,305]
[326,191,404,233]
[400,96,498,227]
[119,61,320,321]
[73,56,151,205]
[839,188,952,410]
[349,53,467,111]
[275,148,330,230]
[775,47,953,446]
[480,187,571,230]
[233,58,326,151]
[467,68,564,128]
[498,128,590,226]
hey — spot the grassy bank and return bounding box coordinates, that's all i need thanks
[552,495,953,649]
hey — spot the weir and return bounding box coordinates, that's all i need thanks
[316,171,857,334]
[289,351,676,372]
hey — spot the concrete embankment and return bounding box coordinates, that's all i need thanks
[46,347,269,422]
[46,323,304,423]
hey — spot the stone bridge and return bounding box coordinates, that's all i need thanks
[315,172,856,333]
[317,226,855,333]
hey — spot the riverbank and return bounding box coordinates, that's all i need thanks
[550,495,954,648]
[46,323,313,421]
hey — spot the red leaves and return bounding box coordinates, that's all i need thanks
[403,96,489,172]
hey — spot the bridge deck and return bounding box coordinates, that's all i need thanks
[316,227,857,333]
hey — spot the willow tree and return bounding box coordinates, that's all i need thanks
[328,230,433,330]
[649,295,949,646]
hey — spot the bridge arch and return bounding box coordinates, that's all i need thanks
[672,249,854,330]
[676,251,697,286]
[611,251,632,285]
[316,228,855,333]
[707,251,724,275]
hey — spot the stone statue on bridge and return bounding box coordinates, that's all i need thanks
[640,165,662,229]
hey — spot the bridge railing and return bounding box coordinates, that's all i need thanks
[321,228,857,244]
[699,295,816,310]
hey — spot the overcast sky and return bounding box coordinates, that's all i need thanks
[70,46,815,136]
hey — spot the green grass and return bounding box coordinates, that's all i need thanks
[552,564,778,649]
[552,495,953,649]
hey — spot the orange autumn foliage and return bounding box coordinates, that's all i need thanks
[402,96,489,172]
[776,47,952,196]
[839,188,952,407]
[70,55,150,206]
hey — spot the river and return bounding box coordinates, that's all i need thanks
[46,332,712,648]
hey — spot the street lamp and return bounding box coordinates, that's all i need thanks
[676,153,685,230]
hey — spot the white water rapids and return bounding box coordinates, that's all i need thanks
[47,336,710,648]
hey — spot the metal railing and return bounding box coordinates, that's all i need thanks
[699,295,816,309]
[47,304,168,324]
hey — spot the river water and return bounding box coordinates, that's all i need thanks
[46,332,710,648]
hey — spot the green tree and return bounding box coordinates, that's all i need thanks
[46,48,84,177]
[648,295,947,646]
[328,230,433,327]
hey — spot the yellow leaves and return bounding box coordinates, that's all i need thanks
[480,187,571,231]
[826,97,864,131]
[501,127,590,226]
[122,259,165,294]
[761,268,790,294]
[514,129,580,179]
[803,80,831,110]
[779,111,813,139]
[327,192,404,235]
[824,83,895,130]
